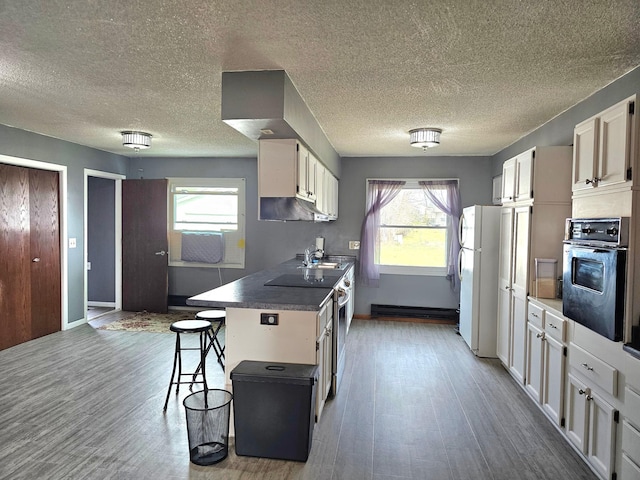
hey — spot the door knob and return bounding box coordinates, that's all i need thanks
[154,250,166,256]
[32,257,41,262]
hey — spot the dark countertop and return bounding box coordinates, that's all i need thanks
[186,256,355,312]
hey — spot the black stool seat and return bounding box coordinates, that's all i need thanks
[196,310,225,370]
[163,319,213,412]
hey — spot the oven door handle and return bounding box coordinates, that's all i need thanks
[336,287,351,307]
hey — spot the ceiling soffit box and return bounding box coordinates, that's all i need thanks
[221,70,340,177]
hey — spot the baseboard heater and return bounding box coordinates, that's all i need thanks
[371,304,459,321]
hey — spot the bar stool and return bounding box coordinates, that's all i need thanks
[195,310,225,369]
[163,319,213,412]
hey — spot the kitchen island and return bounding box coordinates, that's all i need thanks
[187,256,355,420]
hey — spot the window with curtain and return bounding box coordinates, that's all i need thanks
[359,178,460,288]
[168,177,246,268]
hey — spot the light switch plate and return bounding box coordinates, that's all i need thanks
[349,241,360,250]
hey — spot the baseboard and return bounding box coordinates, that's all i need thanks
[88,301,116,308]
[354,314,457,325]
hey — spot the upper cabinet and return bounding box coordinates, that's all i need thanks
[258,138,338,220]
[572,96,636,194]
[501,146,572,205]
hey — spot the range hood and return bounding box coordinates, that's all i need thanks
[259,197,331,222]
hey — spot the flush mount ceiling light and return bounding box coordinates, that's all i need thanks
[121,131,152,150]
[409,128,442,150]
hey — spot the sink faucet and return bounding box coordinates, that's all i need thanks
[303,247,323,266]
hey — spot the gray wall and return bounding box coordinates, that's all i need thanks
[88,177,116,302]
[339,156,494,314]
[0,123,128,324]
[492,66,640,175]
[1,64,637,324]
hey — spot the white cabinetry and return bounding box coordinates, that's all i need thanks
[509,206,530,383]
[496,208,514,366]
[497,146,571,388]
[501,158,516,203]
[492,175,502,205]
[622,355,640,479]
[572,96,635,194]
[524,300,567,427]
[566,343,619,480]
[316,299,333,420]
[258,138,338,219]
[566,373,617,480]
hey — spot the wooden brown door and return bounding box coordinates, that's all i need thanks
[122,179,168,313]
[0,164,61,350]
[29,169,61,338]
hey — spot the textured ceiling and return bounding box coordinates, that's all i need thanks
[0,0,639,158]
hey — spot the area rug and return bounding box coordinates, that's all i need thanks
[97,310,225,337]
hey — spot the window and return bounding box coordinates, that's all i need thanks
[371,179,456,276]
[168,178,245,268]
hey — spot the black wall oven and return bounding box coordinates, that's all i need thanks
[562,218,629,341]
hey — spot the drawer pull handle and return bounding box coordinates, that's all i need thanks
[531,313,538,318]
[579,389,586,395]
[549,323,558,329]
[536,332,544,339]
[581,363,594,371]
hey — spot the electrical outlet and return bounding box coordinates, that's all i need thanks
[260,313,279,325]
[349,241,360,250]
[68,238,77,248]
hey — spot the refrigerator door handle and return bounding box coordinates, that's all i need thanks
[457,248,464,281]
[458,213,465,248]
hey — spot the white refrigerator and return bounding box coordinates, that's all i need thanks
[458,205,501,357]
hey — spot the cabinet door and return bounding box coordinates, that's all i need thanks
[542,334,565,426]
[512,206,531,298]
[525,322,544,402]
[307,152,317,201]
[572,117,598,192]
[316,163,326,213]
[510,293,527,384]
[501,158,516,203]
[496,208,514,366]
[566,373,590,454]
[515,151,534,202]
[598,100,632,189]
[297,143,309,198]
[492,175,502,205]
[315,327,326,420]
[588,391,617,480]
[323,323,333,399]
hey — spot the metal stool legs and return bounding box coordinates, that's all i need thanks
[163,320,212,411]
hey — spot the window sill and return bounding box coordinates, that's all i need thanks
[378,265,447,276]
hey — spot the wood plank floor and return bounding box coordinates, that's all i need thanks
[0,319,597,480]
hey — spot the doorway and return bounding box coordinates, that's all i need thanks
[84,170,125,322]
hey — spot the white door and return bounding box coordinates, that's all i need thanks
[459,206,477,250]
[458,247,478,352]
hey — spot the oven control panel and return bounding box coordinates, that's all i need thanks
[565,217,629,247]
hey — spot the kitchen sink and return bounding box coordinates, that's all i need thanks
[297,262,346,270]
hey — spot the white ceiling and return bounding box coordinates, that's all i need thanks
[1,1,639,158]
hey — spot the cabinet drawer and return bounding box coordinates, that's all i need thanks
[621,453,640,480]
[527,302,544,329]
[544,311,566,343]
[624,421,640,466]
[569,343,618,396]
[626,387,640,429]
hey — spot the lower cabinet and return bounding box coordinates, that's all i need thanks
[566,373,617,480]
[315,300,334,420]
[622,386,640,479]
[510,293,527,384]
[524,301,566,427]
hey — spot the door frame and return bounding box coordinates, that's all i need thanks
[0,154,68,330]
[84,169,125,319]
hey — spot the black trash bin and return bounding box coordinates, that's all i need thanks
[183,389,233,465]
[231,361,318,462]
